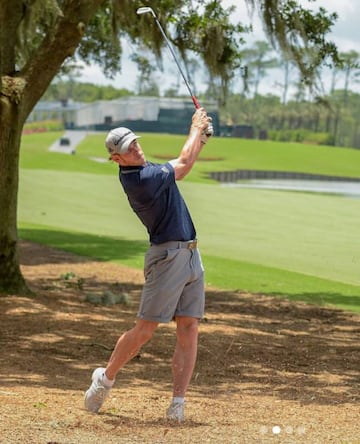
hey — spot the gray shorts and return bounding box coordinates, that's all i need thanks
[138,241,205,323]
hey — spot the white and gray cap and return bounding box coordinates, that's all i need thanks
[105,127,141,155]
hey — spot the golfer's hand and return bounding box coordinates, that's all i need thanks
[205,118,214,137]
[200,117,214,144]
[192,107,210,131]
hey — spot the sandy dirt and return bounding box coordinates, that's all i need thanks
[0,240,359,444]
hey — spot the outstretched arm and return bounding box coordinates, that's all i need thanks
[169,108,211,180]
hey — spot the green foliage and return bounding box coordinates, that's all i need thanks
[218,87,360,149]
[2,1,345,109]
[60,272,76,280]
[42,81,131,102]
[175,2,249,102]
[16,0,62,66]
[33,402,48,409]
[23,120,64,133]
[246,0,341,86]
[130,54,159,95]
[85,290,132,306]
[77,2,122,77]
[268,129,335,146]
[239,41,279,95]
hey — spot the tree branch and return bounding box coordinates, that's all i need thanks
[20,0,105,119]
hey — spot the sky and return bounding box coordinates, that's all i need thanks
[78,1,360,98]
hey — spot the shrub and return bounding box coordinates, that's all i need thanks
[268,129,334,146]
[23,120,64,134]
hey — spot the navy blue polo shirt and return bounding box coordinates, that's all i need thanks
[119,162,196,244]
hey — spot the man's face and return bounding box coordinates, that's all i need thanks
[110,140,146,166]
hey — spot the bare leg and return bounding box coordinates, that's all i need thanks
[84,319,158,413]
[105,319,158,380]
[172,316,199,397]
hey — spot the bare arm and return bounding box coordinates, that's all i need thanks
[169,108,211,180]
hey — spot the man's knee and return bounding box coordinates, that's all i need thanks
[133,320,158,345]
[175,317,199,338]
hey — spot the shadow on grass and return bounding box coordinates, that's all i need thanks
[19,227,148,264]
[19,227,360,313]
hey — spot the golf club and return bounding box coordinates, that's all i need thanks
[136,6,201,109]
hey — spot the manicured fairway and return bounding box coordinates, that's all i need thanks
[18,132,360,311]
[18,171,360,312]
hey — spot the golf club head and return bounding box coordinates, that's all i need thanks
[136,7,156,18]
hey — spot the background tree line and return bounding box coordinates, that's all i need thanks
[43,42,360,149]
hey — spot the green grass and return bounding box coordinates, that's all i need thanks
[203,255,360,312]
[19,224,148,269]
[18,223,360,313]
[18,131,360,312]
[21,131,360,181]
[21,132,114,174]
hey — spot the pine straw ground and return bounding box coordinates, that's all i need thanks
[0,241,359,444]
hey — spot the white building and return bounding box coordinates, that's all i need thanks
[28,96,219,134]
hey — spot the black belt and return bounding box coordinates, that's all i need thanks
[151,240,198,250]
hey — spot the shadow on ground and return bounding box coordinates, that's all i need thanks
[0,241,359,411]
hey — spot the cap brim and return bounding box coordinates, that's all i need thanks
[120,134,141,153]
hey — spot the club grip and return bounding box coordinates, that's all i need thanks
[192,96,201,109]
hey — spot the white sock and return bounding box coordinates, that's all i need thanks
[102,372,115,388]
[173,397,185,404]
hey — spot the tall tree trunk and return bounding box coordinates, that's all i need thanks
[0,0,104,296]
[282,60,290,105]
[351,117,360,149]
[325,110,332,133]
[333,105,341,147]
[0,77,30,294]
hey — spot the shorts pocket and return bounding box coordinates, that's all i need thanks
[144,248,179,281]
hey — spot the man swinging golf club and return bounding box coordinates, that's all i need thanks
[84,107,213,421]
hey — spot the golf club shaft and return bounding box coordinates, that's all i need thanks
[153,16,201,109]
[137,7,201,109]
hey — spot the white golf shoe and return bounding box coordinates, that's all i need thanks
[84,367,111,413]
[166,401,185,422]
